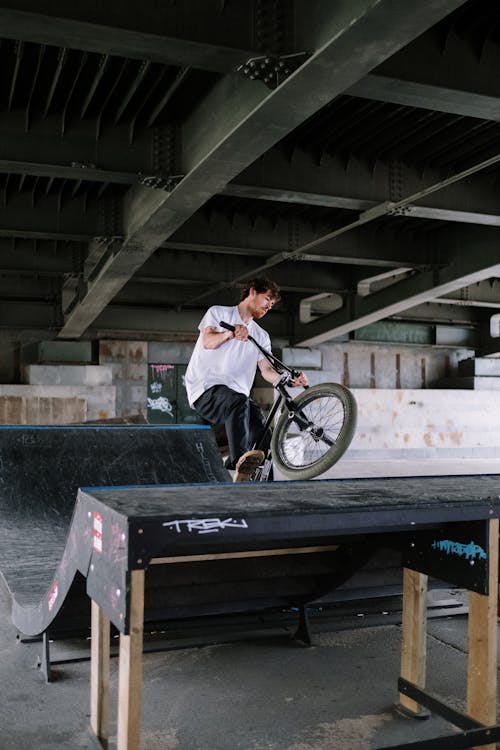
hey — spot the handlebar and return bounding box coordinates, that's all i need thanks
[219,320,304,385]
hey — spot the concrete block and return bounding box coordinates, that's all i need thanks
[24,364,113,386]
[99,340,147,417]
[0,386,115,421]
[99,340,147,365]
[126,363,148,383]
[458,358,500,377]
[281,347,322,369]
[21,340,94,364]
[148,341,194,364]
[435,376,500,390]
[0,395,86,425]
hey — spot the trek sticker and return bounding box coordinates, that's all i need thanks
[162,518,249,534]
[48,582,58,612]
[93,512,103,553]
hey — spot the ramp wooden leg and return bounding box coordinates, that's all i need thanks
[399,568,428,715]
[90,600,110,748]
[117,570,145,750]
[467,518,498,750]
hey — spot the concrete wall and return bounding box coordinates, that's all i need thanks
[103,340,479,428]
[0,332,485,440]
[316,342,474,389]
[345,388,500,461]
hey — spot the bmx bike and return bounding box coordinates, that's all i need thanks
[220,322,357,481]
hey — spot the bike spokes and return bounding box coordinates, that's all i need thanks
[285,395,344,458]
[271,383,357,480]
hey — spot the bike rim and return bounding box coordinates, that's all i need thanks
[277,391,346,469]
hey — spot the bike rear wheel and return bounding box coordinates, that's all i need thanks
[271,383,357,480]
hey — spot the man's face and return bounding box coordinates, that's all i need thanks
[248,288,276,318]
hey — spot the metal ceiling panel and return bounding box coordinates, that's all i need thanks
[3,0,500,351]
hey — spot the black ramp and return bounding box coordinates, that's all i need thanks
[71,475,500,633]
[4,425,500,639]
[0,425,229,634]
[10,471,499,637]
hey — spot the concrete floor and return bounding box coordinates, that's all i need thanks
[2,457,500,749]
[1,582,498,750]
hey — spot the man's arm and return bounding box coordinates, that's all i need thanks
[257,359,309,387]
[258,358,281,384]
[201,323,250,349]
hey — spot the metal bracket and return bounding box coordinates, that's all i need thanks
[236,52,309,89]
[387,204,416,217]
[294,604,312,646]
[138,174,185,191]
[383,678,500,750]
[36,630,52,683]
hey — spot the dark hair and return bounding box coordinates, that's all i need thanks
[240,278,281,303]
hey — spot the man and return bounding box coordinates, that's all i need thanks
[185,278,308,481]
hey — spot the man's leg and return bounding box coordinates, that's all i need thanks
[232,399,268,482]
[193,386,252,468]
[248,399,271,455]
[224,392,252,466]
[249,399,273,479]
[194,387,264,479]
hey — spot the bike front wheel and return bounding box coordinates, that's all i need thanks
[271,383,357,480]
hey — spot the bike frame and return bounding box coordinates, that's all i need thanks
[219,321,353,481]
[219,321,308,477]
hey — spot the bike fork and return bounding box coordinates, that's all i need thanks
[252,392,282,453]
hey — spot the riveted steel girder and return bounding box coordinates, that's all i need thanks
[0,1,257,72]
[59,0,464,338]
[293,226,500,346]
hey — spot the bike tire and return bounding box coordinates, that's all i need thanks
[271,383,357,480]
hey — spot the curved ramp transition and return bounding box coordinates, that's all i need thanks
[0,424,228,635]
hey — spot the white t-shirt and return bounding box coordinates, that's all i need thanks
[184,305,271,406]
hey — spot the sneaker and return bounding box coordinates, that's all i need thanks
[233,449,265,482]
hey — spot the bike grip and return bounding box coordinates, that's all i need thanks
[219,321,235,332]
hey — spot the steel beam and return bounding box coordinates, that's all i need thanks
[0,115,155,175]
[130,253,348,296]
[348,26,500,120]
[192,146,500,307]
[0,238,80,275]
[222,183,500,227]
[0,300,61,330]
[0,159,137,185]
[234,148,500,217]
[0,194,101,240]
[163,240,417,269]
[293,226,500,346]
[59,0,464,338]
[0,3,256,72]
[349,73,500,121]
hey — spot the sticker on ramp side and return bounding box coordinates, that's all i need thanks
[93,512,103,553]
[48,582,58,612]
